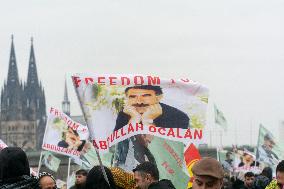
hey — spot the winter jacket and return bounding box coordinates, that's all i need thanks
[148,179,176,189]
[265,180,283,189]
[0,175,40,189]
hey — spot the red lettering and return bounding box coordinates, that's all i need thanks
[50,107,54,114]
[72,76,81,88]
[134,76,144,85]
[115,130,120,139]
[98,77,105,85]
[176,128,183,138]
[184,129,192,139]
[67,120,72,127]
[158,128,166,135]
[110,132,115,143]
[99,141,108,150]
[92,140,99,149]
[128,123,134,133]
[109,77,117,85]
[194,129,202,139]
[54,109,59,116]
[120,127,126,137]
[148,125,156,132]
[121,77,130,85]
[167,128,175,137]
[136,123,143,131]
[85,77,94,85]
[147,76,160,85]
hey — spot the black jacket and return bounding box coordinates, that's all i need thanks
[148,179,176,189]
[0,175,40,189]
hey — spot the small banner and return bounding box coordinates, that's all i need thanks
[42,151,61,172]
[256,124,283,167]
[42,107,89,158]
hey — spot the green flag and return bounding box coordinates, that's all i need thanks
[214,104,228,130]
[256,124,283,167]
[42,151,61,172]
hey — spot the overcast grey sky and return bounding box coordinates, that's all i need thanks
[1,0,284,146]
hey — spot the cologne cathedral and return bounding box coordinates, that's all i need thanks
[0,36,46,150]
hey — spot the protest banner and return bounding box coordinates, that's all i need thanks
[42,151,61,172]
[42,107,89,158]
[72,74,209,188]
[256,124,284,167]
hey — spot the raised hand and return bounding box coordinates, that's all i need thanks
[141,104,162,124]
[123,104,142,123]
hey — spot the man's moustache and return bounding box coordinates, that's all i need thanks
[133,104,149,107]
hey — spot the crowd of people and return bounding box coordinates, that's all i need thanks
[0,146,283,189]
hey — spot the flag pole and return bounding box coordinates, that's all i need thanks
[72,82,110,186]
[37,151,43,176]
[67,157,71,184]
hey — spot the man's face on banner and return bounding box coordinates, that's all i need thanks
[136,134,154,147]
[126,88,161,114]
[66,127,80,147]
[264,139,275,151]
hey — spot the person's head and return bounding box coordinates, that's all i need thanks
[125,85,163,114]
[242,151,254,164]
[192,157,224,189]
[86,165,117,189]
[276,160,284,185]
[0,147,30,180]
[261,167,273,181]
[62,127,80,146]
[133,161,159,189]
[38,172,57,189]
[75,169,88,186]
[226,152,232,160]
[135,134,154,147]
[244,172,255,188]
[263,134,275,151]
[47,154,52,163]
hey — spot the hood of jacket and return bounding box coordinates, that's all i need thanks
[0,147,30,180]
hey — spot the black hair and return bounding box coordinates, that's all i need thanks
[262,167,273,181]
[276,160,284,173]
[244,172,255,178]
[76,169,88,176]
[133,161,159,181]
[125,85,163,96]
[86,166,117,189]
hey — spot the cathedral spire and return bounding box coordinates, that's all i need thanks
[26,37,39,87]
[62,79,70,116]
[7,35,20,86]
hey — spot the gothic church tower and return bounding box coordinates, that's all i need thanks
[0,36,46,150]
